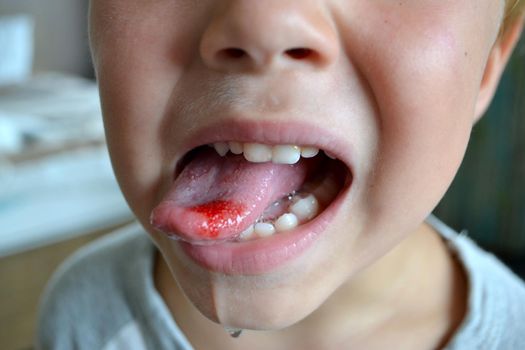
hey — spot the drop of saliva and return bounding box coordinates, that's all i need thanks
[225,327,243,338]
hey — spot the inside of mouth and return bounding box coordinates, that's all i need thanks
[151,145,351,244]
[235,155,347,242]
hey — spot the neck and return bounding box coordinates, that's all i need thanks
[155,222,467,350]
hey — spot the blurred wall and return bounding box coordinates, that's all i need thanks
[0,0,91,77]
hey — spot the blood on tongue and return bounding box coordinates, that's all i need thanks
[191,200,247,238]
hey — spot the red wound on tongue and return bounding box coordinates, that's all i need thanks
[191,200,247,238]
[150,148,310,243]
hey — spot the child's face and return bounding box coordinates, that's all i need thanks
[90,0,506,329]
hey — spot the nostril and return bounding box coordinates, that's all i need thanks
[285,48,315,60]
[219,47,316,62]
[220,48,247,59]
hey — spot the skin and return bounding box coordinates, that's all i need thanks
[89,1,523,349]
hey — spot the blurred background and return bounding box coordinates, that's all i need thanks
[433,32,525,279]
[0,1,523,349]
[0,2,134,349]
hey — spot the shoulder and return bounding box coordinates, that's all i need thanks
[35,222,155,350]
[428,216,525,350]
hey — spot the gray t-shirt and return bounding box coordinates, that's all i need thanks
[36,217,525,349]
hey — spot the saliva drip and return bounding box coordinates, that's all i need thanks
[225,327,243,338]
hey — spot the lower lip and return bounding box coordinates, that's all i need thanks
[179,186,349,275]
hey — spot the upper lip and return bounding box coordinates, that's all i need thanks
[173,118,355,177]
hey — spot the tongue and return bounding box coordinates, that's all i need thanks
[150,148,309,243]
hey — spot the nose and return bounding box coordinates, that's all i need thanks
[199,1,339,73]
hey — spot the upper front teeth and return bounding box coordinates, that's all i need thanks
[229,142,244,155]
[212,142,323,164]
[272,145,301,164]
[244,143,273,163]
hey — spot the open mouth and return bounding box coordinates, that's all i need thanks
[150,139,353,274]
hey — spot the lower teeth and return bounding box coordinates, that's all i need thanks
[274,213,299,232]
[236,192,319,242]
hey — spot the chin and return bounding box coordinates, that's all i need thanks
[168,240,343,333]
[211,295,319,331]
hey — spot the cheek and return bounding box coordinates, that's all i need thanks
[96,64,173,222]
[90,3,203,220]
[348,7,492,233]
[375,30,474,197]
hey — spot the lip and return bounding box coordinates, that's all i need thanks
[158,118,355,275]
[180,179,351,275]
[174,119,355,179]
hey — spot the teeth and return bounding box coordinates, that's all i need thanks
[237,193,321,242]
[238,224,255,240]
[324,151,336,160]
[212,142,331,164]
[301,147,319,158]
[214,142,230,157]
[254,222,276,237]
[272,145,301,165]
[244,143,273,163]
[229,141,244,155]
[274,213,299,231]
[290,194,319,221]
